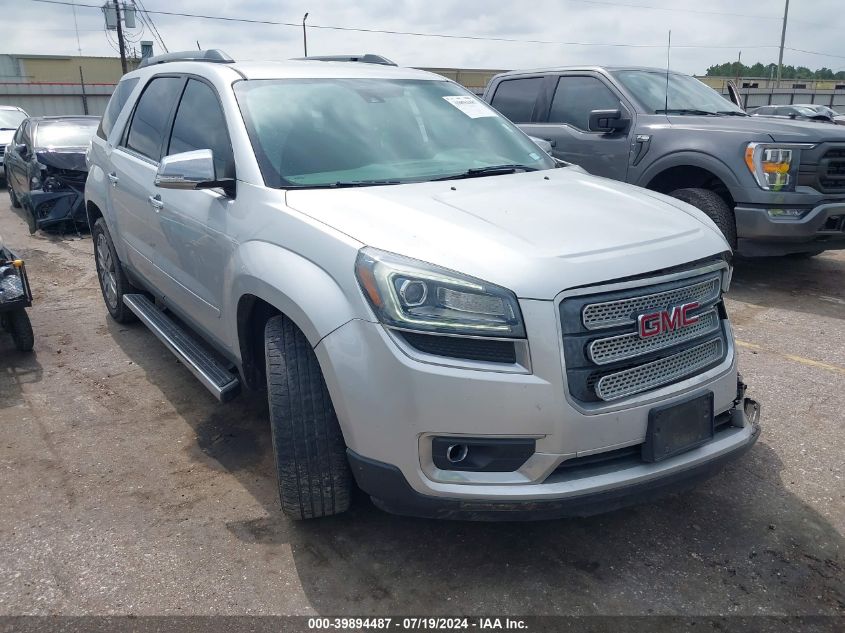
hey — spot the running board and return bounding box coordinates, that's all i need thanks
[123,294,240,402]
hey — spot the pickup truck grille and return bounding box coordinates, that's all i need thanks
[819,148,845,192]
[560,267,729,403]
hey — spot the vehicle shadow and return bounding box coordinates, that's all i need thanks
[107,321,844,616]
[729,253,845,322]
[0,344,43,409]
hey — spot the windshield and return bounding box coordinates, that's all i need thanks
[0,109,26,130]
[234,78,555,188]
[34,119,98,149]
[613,70,744,115]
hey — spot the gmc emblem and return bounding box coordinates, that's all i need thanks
[637,302,700,338]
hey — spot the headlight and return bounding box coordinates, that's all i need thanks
[355,248,525,338]
[744,142,814,192]
[43,176,62,192]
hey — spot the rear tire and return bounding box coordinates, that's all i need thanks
[265,314,352,520]
[669,187,737,249]
[8,309,34,352]
[92,217,138,323]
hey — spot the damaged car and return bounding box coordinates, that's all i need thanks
[5,116,99,233]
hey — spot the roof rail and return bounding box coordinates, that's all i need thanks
[138,49,234,68]
[294,54,398,66]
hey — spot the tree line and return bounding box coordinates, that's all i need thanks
[705,62,845,80]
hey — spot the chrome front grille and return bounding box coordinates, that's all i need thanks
[559,266,729,404]
[582,277,720,330]
[588,309,719,365]
[595,338,723,401]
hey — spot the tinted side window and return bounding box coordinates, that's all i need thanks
[490,78,543,123]
[125,76,183,160]
[549,76,620,130]
[167,79,234,180]
[98,77,140,140]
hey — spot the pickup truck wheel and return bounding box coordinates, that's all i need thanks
[8,309,34,352]
[669,188,737,249]
[265,315,352,520]
[92,217,138,323]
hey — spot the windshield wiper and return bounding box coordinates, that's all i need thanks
[0,127,17,131]
[655,108,718,116]
[432,164,538,181]
[716,110,748,116]
[288,180,402,189]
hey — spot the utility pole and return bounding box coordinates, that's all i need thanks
[776,0,790,85]
[302,13,309,57]
[114,0,128,74]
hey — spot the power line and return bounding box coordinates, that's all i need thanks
[27,0,845,61]
[133,0,168,53]
[564,0,782,21]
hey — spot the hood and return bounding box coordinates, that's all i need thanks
[661,113,845,143]
[34,149,88,172]
[285,169,729,299]
[0,129,14,146]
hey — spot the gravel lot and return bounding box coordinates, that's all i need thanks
[0,193,842,617]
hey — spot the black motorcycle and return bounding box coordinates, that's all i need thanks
[0,240,33,352]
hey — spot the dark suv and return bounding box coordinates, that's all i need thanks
[483,66,845,257]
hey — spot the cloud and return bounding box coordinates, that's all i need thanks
[4,0,843,75]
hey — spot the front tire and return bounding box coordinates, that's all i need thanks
[265,314,352,520]
[8,309,34,352]
[669,187,737,249]
[92,217,137,323]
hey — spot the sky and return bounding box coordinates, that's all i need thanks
[4,0,844,77]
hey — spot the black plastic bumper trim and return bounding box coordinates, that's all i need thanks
[347,424,759,521]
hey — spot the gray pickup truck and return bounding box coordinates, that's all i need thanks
[483,66,845,257]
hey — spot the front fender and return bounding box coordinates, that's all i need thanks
[229,240,370,350]
[84,163,109,227]
[636,150,744,198]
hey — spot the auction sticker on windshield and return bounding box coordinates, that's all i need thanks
[443,95,496,118]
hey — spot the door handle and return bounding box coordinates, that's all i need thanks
[148,194,164,212]
[107,172,119,186]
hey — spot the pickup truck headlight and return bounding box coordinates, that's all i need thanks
[355,248,525,338]
[744,142,814,192]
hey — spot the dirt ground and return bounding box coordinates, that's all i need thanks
[0,193,842,617]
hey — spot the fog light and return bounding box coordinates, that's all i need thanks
[767,208,810,219]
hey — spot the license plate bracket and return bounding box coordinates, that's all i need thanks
[642,392,714,463]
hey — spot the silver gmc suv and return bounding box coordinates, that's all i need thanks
[85,50,760,521]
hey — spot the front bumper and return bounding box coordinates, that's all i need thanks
[28,190,87,229]
[316,294,748,517]
[734,202,845,256]
[349,404,759,520]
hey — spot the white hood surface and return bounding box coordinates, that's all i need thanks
[287,168,729,299]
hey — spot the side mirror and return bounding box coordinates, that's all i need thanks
[588,109,629,133]
[155,149,224,190]
[788,113,798,119]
